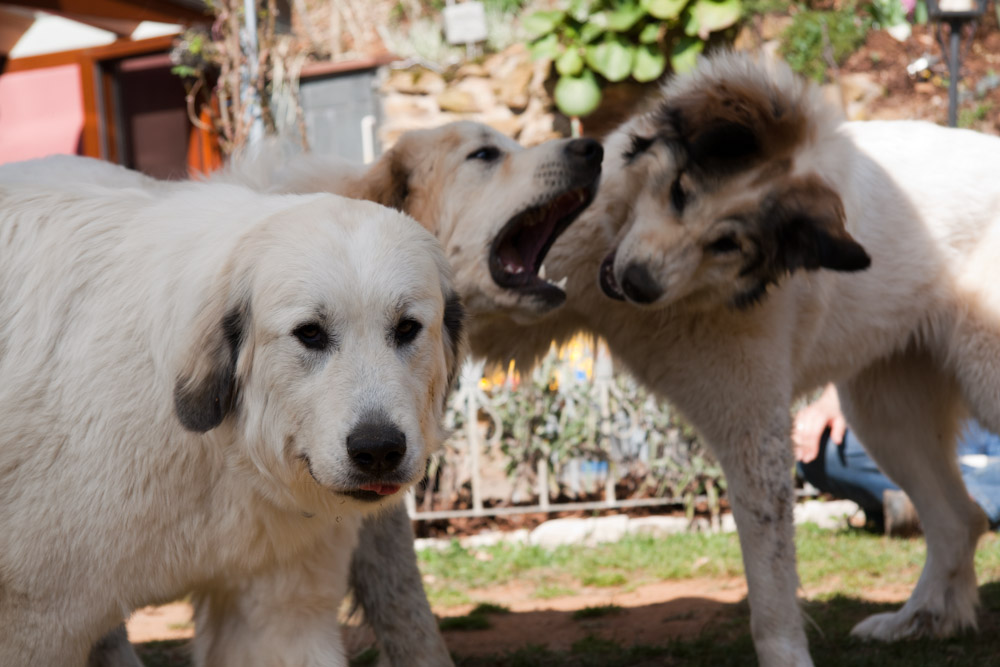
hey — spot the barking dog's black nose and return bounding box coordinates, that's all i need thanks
[564,138,603,167]
[347,420,406,474]
[620,263,663,304]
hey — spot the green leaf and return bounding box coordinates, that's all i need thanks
[607,2,645,32]
[568,0,594,22]
[171,65,198,78]
[529,33,563,60]
[585,37,635,82]
[688,0,741,38]
[523,10,566,38]
[670,36,703,73]
[632,44,666,82]
[554,70,603,117]
[638,22,661,44]
[580,21,606,43]
[556,47,585,76]
[642,0,689,20]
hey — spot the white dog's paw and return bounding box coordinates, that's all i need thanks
[851,599,978,641]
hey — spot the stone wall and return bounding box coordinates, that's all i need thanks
[378,43,565,148]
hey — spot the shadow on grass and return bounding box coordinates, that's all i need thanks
[133,581,1000,667]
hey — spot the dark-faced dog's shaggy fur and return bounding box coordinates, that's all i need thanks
[466,52,1000,666]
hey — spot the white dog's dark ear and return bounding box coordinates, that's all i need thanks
[355,147,410,211]
[759,176,871,277]
[173,288,250,432]
[442,292,465,394]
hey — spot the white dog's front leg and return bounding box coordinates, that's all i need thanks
[706,418,813,667]
[192,517,361,667]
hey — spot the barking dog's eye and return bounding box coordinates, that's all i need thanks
[293,323,329,350]
[706,235,740,255]
[466,146,501,162]
[624,134,654,162]
[670,177,687,213]
[393,318,423,347]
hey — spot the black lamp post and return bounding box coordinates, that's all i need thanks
[927,0,988,126]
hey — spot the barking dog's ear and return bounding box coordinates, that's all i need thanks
[354,147,410,212]
[761,175,871,276]
[442,292,466,396]
[173,285,250,433]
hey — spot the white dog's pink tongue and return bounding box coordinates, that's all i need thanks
[360,483,401,496]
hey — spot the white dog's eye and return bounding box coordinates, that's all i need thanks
[466,146,501,162]
[293,323,329,350]
[393,318,423,347]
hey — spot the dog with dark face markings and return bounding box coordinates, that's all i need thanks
[414,52,1000,666]
[0,179,462,666]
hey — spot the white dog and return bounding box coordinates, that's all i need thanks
[0,178,462,666]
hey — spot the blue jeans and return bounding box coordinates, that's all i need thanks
[798,421,1000,528]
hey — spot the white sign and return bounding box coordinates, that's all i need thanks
[444,1,488,45]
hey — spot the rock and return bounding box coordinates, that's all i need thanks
[456,62,488,78]
[528,515,629,548]
[759,14,793,41]
[793,499,861,530]
[497,59,535,111]
[472,106,522,137]
[627,516,690,537]
[382,92,440,119]
[838,72,885,121]
[437,88,481,113]
[383,67,446,95]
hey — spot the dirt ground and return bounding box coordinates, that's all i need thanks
[128,577,917,659]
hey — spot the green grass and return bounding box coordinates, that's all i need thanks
[439,601,512,631]
[572,604,624,620]
[959,101,995,129]
[133,529,1000,666]
[420,526,1000,605]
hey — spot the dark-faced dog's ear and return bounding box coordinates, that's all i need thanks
[762,175,871,277]
[660,81,808,176]
[353,147,410,211]
[442,292,466,395]
[173,284,250,433]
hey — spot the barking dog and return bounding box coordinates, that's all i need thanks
[435,52,1000,666]
[0,180,462,666]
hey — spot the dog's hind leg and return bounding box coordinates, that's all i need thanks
[840,349,986,641]
[350,502,454,667]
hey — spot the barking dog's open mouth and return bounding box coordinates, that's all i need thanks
[599,250,626,301]
[489,179,599,309]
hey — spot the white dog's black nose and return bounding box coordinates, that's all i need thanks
[564,138,603,168]
[347,420,407,474]
[620,263,663,304]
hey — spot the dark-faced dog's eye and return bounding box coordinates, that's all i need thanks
[670,177,687,213]
[706,235,740,255]
[393,318,423,347]
[466,146,501,162]
[293,323,329,350]
[624,134,654,162]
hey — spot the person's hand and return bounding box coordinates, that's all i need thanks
[792,384,847,463]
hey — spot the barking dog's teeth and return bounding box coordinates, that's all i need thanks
[555,276,568,290]
[539,263,548,279]
[505,263,525,274]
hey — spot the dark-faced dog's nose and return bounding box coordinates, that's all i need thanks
[620,263,663,304]
[347,421,406,474]
[564,138,603,168]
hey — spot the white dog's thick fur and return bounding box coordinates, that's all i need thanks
[0,179,462,666]
[477,52,999,665]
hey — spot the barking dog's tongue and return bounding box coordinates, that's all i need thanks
[359,483,401,496]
